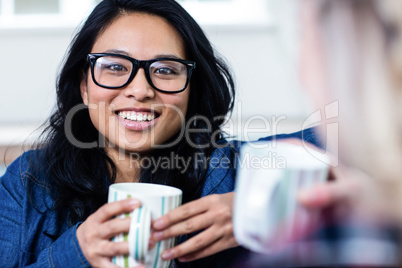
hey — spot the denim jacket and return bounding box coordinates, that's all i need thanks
[0,129,319,267]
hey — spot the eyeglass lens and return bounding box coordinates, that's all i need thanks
[93,55,189,92]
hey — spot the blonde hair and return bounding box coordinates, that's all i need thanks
[317,0,402,180]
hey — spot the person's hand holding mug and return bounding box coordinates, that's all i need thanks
[298,166,402,225]
[150,192,238,262]
[79,183,182,268]
[77,198,143,268]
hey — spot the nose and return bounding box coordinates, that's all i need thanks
[123,68,155,101]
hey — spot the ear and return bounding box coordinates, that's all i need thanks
[80,72,89,106]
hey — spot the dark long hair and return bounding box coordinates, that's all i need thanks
[32,0,235,227]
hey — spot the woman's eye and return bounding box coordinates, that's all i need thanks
[106,64,127,72]
[154,67,177,75]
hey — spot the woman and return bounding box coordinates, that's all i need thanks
[253,0,402,266]
[298,0,402,233]
[242,1,402,267]
[0,0,319,267]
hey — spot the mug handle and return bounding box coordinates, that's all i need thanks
[128,206,152,263]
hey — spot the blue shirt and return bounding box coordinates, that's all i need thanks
[0,129,320,267]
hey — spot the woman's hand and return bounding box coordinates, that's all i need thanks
[76,198,144,268]
[297,167,355,209]
[298,166,402,224]
[151,192,238,262]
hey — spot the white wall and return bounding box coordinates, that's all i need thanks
[0,28,72,124]
[0,16,311,144]
[205,25,311,140]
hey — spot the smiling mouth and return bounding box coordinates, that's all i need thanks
[117,111,159,122]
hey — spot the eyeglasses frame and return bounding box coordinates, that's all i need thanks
[87,53,196,94]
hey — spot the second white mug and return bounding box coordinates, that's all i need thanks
[234,142,329,253]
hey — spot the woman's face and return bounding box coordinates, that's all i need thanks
[81,13,190,157]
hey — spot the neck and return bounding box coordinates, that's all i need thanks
[107,148,142,183]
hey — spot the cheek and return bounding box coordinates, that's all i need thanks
[159,93,189,132]
[86,86,114,103]
[85,87,117,133]
[163,90,189,116]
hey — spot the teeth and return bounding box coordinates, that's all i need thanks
[118,111,155,122]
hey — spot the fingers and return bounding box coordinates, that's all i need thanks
[177,235,238,262]
[160,227,237,262]
[152,194,228,240]
[298,180,358,208]
[298,183,334,208]
[90,258,124,268]
[151,193,237,262]
[160,227,220,261]
[79,217,131,244]
[93,198,141,222]
[298,165,365,209]
[83,241,130,267]
[77,198,142,267]
[153,199,209,230]
[99,217,131,239]
[94,241,130,257]
[153,212,213,240]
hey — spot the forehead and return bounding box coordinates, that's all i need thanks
[92,12,186,59]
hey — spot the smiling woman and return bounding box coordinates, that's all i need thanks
[0,0,241,267]
[80,13,192,159]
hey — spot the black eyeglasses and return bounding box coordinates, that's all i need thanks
[87,53,196,94]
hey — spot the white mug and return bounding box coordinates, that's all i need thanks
[233,142,329,253]
[108,183,182,268]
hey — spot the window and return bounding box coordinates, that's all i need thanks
[177,0,272,27]
[0,0,97,28]
[0,0,271,29]
[14,0,59,15]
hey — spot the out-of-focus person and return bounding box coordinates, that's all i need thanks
[242,0,402,266]
[298,0,402,224]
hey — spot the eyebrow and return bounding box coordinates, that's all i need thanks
[102,49,183,60]
[154,54,182,60]
[103,49,130,56]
